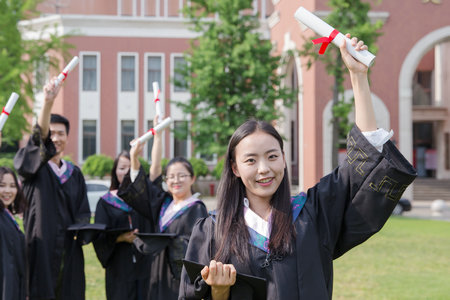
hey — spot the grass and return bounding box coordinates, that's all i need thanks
[15,216,450,299]
[333,217,450,299]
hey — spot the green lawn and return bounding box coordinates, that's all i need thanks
[17,217,450,299]
[333,217,450,299]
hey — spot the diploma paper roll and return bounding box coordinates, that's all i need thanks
[55,56,80,87]
[0,92,19,132]
[131,117,172,147]
[294,7,376,67]
[153,81,163,123]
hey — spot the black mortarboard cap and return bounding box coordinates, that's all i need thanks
[67,223,107,245]
[182,259,267,300]
[135,232,177,256]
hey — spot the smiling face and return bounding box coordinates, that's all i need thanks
[50,123,68,155]
[115,156,131,185]
[0,173,18,207]
[232,130,286,204]
[165,162,195,201]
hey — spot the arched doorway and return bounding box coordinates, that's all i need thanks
[278,52,304,191]
[399,26,450,199]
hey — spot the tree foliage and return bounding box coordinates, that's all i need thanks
[176,0,296,157]
[298,0,383,167]
[189,157,209,178]
[0,0,72,148]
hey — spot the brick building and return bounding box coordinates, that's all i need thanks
[20,0,450,200]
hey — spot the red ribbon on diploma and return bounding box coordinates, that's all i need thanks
[154,90,160,103]
[2,107,9,116]
[147,128,156,135]
[312,29,339,55]
[62,71,68,81]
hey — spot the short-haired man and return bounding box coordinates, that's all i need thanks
[14,78,90,300]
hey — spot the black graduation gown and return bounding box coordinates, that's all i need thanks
[179,126,417,300]
[93,192,153,300]
[13,125,91,300]
[118,169,209,300]
[0,210,26,300]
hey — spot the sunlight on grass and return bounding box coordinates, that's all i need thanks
[333,217,450,300]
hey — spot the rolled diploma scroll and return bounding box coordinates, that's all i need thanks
[153,82,163,123]
[0,92,19,131]
[294,6,375,67]
[54,56,80,87]
[131,117,172,147]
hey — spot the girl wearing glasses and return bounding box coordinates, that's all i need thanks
[119,119,208,300]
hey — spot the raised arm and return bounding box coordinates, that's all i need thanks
[38,77,62,140]
[149,116,163,181]
[339,34,377,132]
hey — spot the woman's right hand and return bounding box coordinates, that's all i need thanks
[116,229,138,244]
[201,260,236,300]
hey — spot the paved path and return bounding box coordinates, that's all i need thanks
[201,197,450,222]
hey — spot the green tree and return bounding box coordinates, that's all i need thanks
[177,0,295,157]
[299,0,383,168]
[0,0,72,148]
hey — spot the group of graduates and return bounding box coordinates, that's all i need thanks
[1,36,416,300]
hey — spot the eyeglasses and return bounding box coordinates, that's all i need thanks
[163,173,192,182]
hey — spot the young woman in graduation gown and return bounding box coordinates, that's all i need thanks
[118,119,209,300]
[93,151,153,300]
[0,167,27,300]
[178,36,417,300]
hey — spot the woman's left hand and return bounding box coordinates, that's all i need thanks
[340,33,368,74]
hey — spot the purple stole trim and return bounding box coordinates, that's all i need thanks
[50,160,75,184]
[248,192,307,253]
[158,197,202,232]
[248,226,270,253]
[291,192,307,223]
[101,192,132,213]
[4,208,21,231]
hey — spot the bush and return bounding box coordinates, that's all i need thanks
[62,155,75,164]
[189,157,209,178]
[139,157,150,175]
[161,158,169,172]
[0,157,15,171]
[82,154,114,179]
[212,158,224,180]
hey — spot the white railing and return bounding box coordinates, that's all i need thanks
[117,0,270,20]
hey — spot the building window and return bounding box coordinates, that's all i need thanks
[82,120,97,160]
[174,121,188,157]
[147,56,162,92]
[121,56,135,92]
[121,120,135,151]
[173,57,187,92]
[147,120,155,161]
[82,55,97,91]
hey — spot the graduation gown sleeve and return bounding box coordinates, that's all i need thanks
[179,217,214,299]
[305,126,417,259]
[118,167,166,225]
[93,199,119,268]
[14,125,55,180]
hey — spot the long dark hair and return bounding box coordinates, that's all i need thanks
[214,120,295,263]
[110,151,131,190]
[0,167,27,214]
